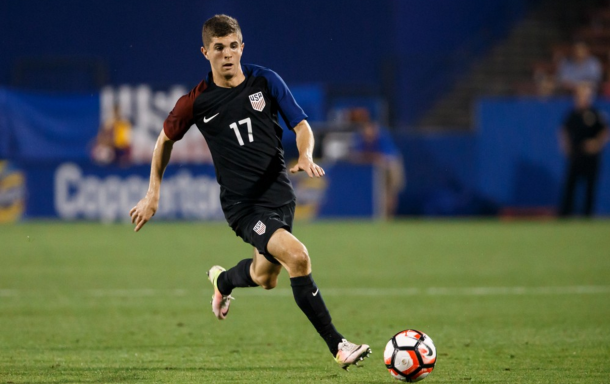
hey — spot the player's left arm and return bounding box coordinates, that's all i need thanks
[290,120,325,178]
[255,67,320,176]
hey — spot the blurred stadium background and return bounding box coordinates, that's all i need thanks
[2,0,610,221]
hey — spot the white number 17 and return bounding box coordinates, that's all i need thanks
[229,117,253,146]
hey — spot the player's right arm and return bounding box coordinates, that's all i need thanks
[129,130,175,232]
[129,80,207,231]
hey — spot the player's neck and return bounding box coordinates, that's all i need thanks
[212,69,246,89]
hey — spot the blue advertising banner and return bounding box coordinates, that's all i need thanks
[0,161,25,223]
[16,161,379,221]
[291,161,380,219]
[20,161,224,221]
[0,88,99,160]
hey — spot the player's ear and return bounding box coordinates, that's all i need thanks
[201,46,210,60]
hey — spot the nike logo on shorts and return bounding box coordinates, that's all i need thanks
[203,113,219,123]
[312,288,319,296]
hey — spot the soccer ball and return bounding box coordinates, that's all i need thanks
[384,329,437,382]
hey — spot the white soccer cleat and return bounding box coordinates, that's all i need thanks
[334,339,372,371]
[207,265,234,320]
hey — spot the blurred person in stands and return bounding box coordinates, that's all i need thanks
[92,103,132,165]
[349,108,405,218]
[599,49,610,98]
[556,41,602,93]
[128,14,370,370]
[558,83,609,217]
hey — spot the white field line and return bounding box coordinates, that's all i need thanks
[0,289,19,297]
[88,289,188,297]
[1,286,608,298]
[237,285,610,297]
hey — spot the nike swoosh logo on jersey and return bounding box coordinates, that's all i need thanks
[203,113,219,123]
[312,288,319,296]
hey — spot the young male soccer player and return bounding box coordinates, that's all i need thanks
[129,14,371,369]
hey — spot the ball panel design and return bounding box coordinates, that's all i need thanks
[384,339,395,363]
[389,368,407,382]
[405,350,421,375]
[394,331,419,348]
[412,367,434,382]
[392,350,415,374]
[417,338,437,365]
[405,330,423,340]
[385,329,436,382]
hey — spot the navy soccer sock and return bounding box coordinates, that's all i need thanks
[290,274,344,356]
[217,259,258,295]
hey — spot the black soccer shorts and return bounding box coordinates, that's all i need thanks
[225,201,296,265]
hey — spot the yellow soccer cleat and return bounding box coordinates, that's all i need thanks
[207,265,234,320]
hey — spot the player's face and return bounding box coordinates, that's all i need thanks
[201,34,244,82]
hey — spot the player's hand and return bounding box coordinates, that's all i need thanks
[129,195,158,232]
[290,157,325,178]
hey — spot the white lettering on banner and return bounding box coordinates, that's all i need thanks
[54,163,223,221]
[100,85,213,164]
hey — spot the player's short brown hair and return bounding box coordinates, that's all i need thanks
[202,14,243,48]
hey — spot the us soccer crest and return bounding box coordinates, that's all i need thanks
[249,92,266,112]
[253,220,266,235]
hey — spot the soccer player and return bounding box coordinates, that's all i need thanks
[129,14,371,369]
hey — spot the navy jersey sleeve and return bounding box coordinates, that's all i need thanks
[249,66,307,129]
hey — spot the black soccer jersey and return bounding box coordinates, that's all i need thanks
[163,64,307,211]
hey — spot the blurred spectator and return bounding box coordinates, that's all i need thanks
[558,84,610,217]
[92,104,132,165]
[348,108,405,218]
[599,49,610,98]
[556,41,602,93]
[534,71,557,97]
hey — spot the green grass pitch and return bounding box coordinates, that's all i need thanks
[1,220,609,383]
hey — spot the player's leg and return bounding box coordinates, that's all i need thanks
[208,249,265,320]
[266,229,310,277]
[215,247,282,295]
[215,254,259,295]
[210,245,285,320]
[267,229,371,369]
[250,247,282,289]
[208,203,289,320]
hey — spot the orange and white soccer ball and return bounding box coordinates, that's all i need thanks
[384,329,437,382]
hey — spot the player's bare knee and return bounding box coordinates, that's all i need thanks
[288,247,310,275]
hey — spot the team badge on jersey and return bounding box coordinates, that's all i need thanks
[253,220,266,235]
[249,92,266,112]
